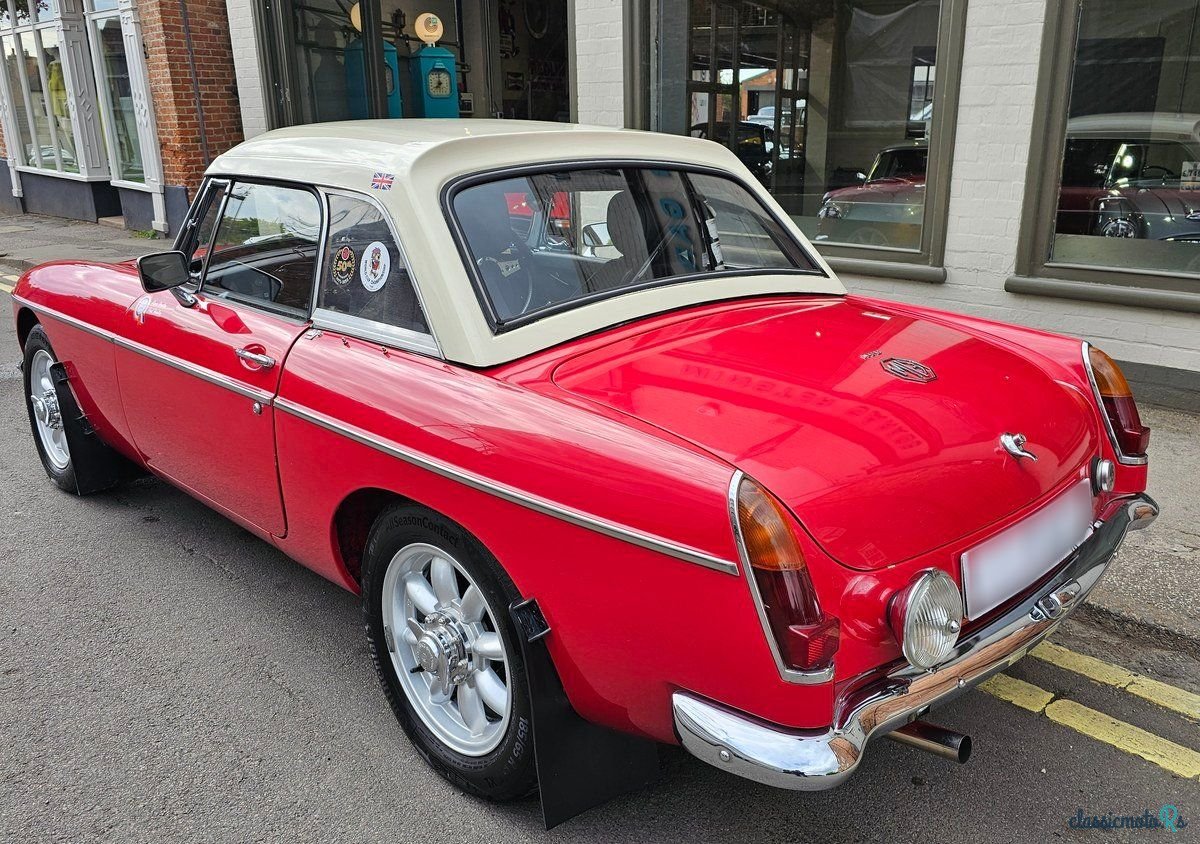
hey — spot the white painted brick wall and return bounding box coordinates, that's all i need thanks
[574,0,626,127]
[226,0,268,139]
[842,0,1200,373]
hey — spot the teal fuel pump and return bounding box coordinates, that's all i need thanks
[408,12,460,118]
[345,36,403,119]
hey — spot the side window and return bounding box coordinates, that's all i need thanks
[690,173,795,270]
[316,194,428,335]
[202,182,322,315]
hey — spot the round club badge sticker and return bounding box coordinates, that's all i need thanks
[331,245,356,286]
[360,241,390,291]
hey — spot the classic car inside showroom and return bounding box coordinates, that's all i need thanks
[0,0,1197,840]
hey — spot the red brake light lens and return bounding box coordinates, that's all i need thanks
[736,477,839,673]
[1088,347,1150,458]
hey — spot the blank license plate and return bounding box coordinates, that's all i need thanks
[960,479,1094,618]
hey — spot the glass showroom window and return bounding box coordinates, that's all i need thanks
[652,0,964,263]
[1038,0,1200,280]
[85,3,146,184]
[0,1,82,173]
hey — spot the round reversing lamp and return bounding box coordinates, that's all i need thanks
[889,569,964,670]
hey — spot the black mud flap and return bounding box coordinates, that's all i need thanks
[49,362,134,494]
[509,598,660,829]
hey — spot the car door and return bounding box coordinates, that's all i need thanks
[116,178,323,536]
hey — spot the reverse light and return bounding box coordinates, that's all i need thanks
[889,570,963,670]
[1086,345,1150,460]
[734,475,839,676]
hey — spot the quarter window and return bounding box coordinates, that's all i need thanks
[316,194,428,335]
[202,182,322,316]
[182,179,228,272]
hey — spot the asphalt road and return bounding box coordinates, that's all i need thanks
[1,295,1198,843]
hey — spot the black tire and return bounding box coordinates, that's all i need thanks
[23,325,78,493]
[362,503,537,800]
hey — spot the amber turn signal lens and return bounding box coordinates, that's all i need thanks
[1087,346,1150,457]
[1088,347,1133,398]
[736,478,807,572]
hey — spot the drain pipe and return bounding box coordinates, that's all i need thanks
[178,0,212,167]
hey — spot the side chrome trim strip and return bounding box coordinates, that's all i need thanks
[111,335,274,403]
[14,296,274,404]
[275,397,740,576]
[16,295,739,575]
[727,470,835,684]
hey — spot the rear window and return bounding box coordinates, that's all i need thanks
[449,165,819,328]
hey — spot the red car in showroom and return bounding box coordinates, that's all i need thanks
[817,113,1200,247]
[11,120,1156,823]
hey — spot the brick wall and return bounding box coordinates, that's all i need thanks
[139,0,243,196]
[840,0,1200,373]
[574,0,626,127]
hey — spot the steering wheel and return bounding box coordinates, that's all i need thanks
[478,245,537,319]
[1142,165,1176,179]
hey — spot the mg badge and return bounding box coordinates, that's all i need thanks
[881,357,936,383]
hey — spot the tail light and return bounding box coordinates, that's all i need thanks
[1086,345,1150,459]
[733,475,839,676]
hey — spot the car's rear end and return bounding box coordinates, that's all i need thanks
[538,293,1156,788]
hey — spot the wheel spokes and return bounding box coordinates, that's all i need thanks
[456,683,488,736]
[472,632,503,662]
[476,667,508,714]
[430,556,460,606]
[459,585,485,623]
[405,572,438,617]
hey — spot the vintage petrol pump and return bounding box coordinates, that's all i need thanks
[408,12,460,118]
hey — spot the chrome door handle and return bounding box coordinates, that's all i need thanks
[236,348,276,369]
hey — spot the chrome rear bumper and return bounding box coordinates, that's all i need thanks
[673,493,1158,791]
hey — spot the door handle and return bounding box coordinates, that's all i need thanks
[236,347,276,369]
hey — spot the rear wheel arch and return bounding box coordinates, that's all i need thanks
[330,487,516,591]
[331,487,411,587]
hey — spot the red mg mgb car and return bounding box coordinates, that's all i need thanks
[11,120,1157,823]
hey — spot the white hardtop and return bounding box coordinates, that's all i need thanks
[207,120,845,366]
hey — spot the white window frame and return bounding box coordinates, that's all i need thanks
[0,0,110,180]
[83,0,163,199]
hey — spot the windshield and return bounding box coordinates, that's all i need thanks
[867,148,927,182]
[450,166,818,326]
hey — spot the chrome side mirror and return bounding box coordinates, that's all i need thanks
[136,251,197,307]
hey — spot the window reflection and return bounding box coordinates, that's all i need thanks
[1048,0,1200,276]
[658,0,941,252]
[93,15,144,182]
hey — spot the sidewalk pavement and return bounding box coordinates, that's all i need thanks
[1,213,1198,645]
[0,213,163,272]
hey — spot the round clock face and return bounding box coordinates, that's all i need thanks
[427,68,452,98]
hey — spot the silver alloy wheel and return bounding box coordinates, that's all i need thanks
[380,542,511,756]
[29,349,70,470]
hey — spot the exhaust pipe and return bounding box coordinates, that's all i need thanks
[886,721,972,764]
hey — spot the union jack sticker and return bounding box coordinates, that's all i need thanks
[371,172,395,191]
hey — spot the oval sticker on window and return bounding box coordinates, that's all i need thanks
[331,245,356,286]
[360,241,390,292]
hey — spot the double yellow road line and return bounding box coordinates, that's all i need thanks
[981,641,1200,779]
[0,272,17,294]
